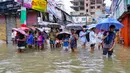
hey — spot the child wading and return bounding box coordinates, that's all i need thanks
[63,34,69,51]
[26,31,34,48]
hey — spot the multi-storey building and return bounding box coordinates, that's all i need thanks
[70,0,85,15]
[71,0,105,16]
[85,0,105,16]
[70,0,105,24]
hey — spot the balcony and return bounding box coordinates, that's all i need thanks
[70,0,84,4]
[70,6,79,11]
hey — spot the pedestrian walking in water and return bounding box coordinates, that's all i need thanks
[97,29,104,50]
[89,27,97,53]
[17,32,26,53]
[63,34,70,51]
[102,25,116,58]
[34,31,38,49]
[69,29,78,52]
[55,29,60,48]
[79,28,87,49]
[26,31,34,48]
[37,32,43,50]
[49,29,56,49]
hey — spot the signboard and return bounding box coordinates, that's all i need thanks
[72,16,86,23]
[17,0,47,12]
[32,0,47,12]
[47,0,57,16]
[119,0,125,17]
[23,0,32,8]
[17,0,32,8]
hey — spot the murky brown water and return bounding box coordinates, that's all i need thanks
[0,43,130,73]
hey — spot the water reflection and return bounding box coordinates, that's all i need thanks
[0,44,129,73]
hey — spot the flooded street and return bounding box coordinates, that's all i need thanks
[0,43,130,73]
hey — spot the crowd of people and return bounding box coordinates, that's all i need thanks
[11,25,119,58]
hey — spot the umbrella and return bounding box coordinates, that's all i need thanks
[87,24,97,29]
[57,32,70,40]
[66,23,85,30]
[96,18,124,30]
[12,28,18,31]
[12,28,28,36]
[20,24,29,30]
[20,27,29,30]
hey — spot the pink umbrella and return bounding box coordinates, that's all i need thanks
[12,28,28,36]
[12,28,19,31]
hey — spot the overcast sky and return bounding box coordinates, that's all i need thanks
[63,0,112,14]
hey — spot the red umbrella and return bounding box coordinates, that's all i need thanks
[20,24,29,30]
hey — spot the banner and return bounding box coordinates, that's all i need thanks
[23,0,32,8]
[47,0,56,16]
[32,0,47,12]
[17,0,32,8]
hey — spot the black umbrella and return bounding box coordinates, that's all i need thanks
[57,32,70,40]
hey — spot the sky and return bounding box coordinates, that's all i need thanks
[63,0,112,14]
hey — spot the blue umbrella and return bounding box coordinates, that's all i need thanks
[96,18,124,30]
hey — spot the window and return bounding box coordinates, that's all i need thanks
[80,13,84,15]
[86,9,88,12]
[86,3,88,7]
[91,12,95,15]
[97,6,101,9]
[75,3,78,6]
[90,6,95,9]
[97,0,102,4]
[80,2,84,5]
[80,7,84,10]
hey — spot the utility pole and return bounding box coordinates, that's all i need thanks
[20,0,26,25]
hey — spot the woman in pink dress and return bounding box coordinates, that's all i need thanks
[37,32,43,50]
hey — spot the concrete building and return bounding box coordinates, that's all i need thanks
[70,0,105,16]
[84,0,105,17]
[70,0,85,15]
[70,0,105,24]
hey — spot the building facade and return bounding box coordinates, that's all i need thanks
[85,0,105,16]
[110,0,130,47]
[70,0,105,24]
[70,0,85,15]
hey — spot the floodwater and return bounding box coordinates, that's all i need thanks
[0,43,130,73]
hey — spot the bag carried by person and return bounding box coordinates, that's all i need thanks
[86,32,90,42]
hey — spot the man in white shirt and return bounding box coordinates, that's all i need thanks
[89,27,97,53]
[79,28,87,49]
